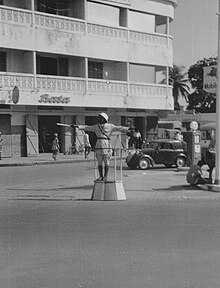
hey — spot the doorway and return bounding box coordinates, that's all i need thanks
[38,115,61,153]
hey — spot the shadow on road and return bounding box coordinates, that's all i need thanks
[126,184,201,194]
[7,185,93,192]
[153,184,202,192]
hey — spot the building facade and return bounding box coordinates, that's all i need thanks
[0,0,176,157]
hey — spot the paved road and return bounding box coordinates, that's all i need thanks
[1,162,220,288]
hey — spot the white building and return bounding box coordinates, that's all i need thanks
[0,0,176,157]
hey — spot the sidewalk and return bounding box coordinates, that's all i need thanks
[0,153,93,167]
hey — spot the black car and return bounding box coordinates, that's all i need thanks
[126,139,187,170]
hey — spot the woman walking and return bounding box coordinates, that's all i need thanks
[52,133,60,160]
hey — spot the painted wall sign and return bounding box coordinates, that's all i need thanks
[38,94,70,104]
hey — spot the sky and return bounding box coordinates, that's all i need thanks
[170,0,219,71]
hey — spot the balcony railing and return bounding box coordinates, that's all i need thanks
[0,72,34,88]
[34,12,85,34]
[36,75,86,92]
[88,80,128,94]
[129,30,170,47]
[129,83,172,97]
[0,72,172,98]
[87,23,128,41]
[0,6,32,26]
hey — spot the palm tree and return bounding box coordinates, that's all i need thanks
[168,65,190,110]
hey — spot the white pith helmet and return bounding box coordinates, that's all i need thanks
[98,112,108,123]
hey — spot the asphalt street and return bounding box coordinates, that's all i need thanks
[0,161,220,288]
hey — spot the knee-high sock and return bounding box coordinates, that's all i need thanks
[104,164,109,178]
[98,165,103,178]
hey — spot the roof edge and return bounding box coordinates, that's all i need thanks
[166,0,177,7]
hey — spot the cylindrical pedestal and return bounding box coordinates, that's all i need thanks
[92,180,126,201]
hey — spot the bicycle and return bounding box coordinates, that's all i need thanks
[64,143,85,155]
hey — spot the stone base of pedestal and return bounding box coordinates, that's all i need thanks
[200,184,220,192]
[92,180,126,201]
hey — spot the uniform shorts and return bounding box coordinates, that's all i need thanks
[96,153,111,165]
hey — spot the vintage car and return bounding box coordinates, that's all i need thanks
[126,139,187,170]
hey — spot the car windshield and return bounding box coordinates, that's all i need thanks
[146,141,160,149]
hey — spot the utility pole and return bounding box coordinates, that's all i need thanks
[215,0,220,185]
[206,1,220,191]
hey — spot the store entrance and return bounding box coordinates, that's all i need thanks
[85,116,98,149]
[38,115,61,153]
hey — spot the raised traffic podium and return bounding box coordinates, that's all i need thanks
[91,147,126,201]
[92,180,126,201]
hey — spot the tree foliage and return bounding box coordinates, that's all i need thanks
[187,57,217,113]
[161,64,190,110]
[169,65,190,110]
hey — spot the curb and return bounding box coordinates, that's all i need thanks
[0,158,93,167]
[0,155,127,167]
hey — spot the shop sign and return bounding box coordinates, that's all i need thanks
[203,65,217,93]
[39,94,70,104]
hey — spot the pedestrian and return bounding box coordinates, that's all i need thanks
[186,164,207,186]
[174,130,183,141]
[71,113,128,181]
[83,132,91,159]
[133,128,142,149]
[126,118,135,149]
[0,132,2,160]
[52,133,60,160]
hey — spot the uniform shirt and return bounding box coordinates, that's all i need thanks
[78,123,128,155]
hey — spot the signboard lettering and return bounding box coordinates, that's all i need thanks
[39,94,70,104]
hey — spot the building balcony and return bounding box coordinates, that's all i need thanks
[0,72,173,110]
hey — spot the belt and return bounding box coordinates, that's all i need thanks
[97,137,110,140]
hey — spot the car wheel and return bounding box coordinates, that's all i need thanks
[164,163,173,168]
[175,157,186,168]
[139,158,150,170]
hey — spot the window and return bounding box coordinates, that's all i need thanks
[37,56,57,75]
[161,143,173,150]
[37,55,69,76]
[88,62,103,79]
[37,0,69,16]
[129,11,155,33]
[58,57,68,76]
[0,52,6,71]
[88,2,120,26]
